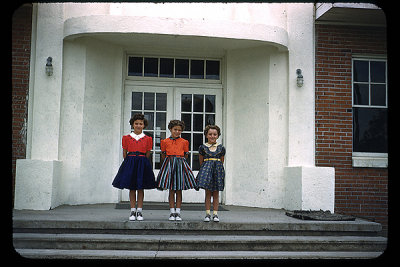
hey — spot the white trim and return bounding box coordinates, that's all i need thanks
[352,152,388,168]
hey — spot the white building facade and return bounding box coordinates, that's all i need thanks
[14,3,334,211]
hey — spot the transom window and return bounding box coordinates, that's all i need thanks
[352,58,387,154]
[128,56,220,80]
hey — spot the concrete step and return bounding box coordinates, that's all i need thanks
[15,249,384,259]
[13,233,387,252]
[13,219,383,236]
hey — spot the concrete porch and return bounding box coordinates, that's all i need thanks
[13,203,386,259]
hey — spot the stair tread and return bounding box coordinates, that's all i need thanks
[16,248,384,259]
[13,232,387,242]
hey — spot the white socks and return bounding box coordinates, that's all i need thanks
[170,208,181,214]
[131,208,142,212]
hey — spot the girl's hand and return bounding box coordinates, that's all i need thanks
[199,154,204,165]
[123,149,128,159]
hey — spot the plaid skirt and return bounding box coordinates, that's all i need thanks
[156,156,197,190]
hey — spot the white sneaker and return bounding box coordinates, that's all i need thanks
[204,214,211,222]
[129,211,136,221]
[169,213,176,221]
[213,214,219,222]
[175,213,182,221]
[136,211,143,221]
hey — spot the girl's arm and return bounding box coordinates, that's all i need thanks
[199,154,204,165]
[123,148,128,159]
[220,155,224,164]
[146,151,151,160]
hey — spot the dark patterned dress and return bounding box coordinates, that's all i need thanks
[197,143,226,191]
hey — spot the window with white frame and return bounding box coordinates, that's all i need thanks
[352,58,387,167]
[128,56,220,80]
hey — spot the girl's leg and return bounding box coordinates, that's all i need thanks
[137,190,144,209]
[168,190,175,209]
[212,191,219,212]
[205,190,212,211]
[129,190,137,208]
[176,190,182,209]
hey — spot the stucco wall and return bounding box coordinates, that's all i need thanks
[14,2,335,211]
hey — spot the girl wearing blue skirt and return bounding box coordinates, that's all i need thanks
[197,125,225,222]
[156,120,197,221]
[112,114,156,221]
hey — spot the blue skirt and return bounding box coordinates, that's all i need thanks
[197,160,225,191]
[156,156,197,190]
[112,154,156,190]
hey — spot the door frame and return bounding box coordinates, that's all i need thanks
[121,80,223,203]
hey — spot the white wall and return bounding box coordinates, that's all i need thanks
[15,2,335,211]
[225,46,271,207]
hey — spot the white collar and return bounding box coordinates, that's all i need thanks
[204,142,220,148]
[130,132,145,141]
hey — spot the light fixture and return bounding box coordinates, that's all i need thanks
[296,69,303,87]
[46,57,53,76]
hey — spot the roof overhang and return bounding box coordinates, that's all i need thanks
[315,3,386,27]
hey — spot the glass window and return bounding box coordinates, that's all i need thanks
[190,60,204,79]
[144,57,158,77]
[128,57,143,76]
[127,56,220,80]
[206,60,220,80]
[130,91,168,170]
[160,58,174,78]
[352,58,387,154]
[353,107,387,153]
[175,59,189,78]
[181,93,217,171]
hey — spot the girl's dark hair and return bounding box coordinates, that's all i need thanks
[204,125,221,137]
[168,120,185,131]
[129,113,148,128]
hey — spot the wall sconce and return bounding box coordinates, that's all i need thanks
[46,57,53,76]
[296,69,303,87]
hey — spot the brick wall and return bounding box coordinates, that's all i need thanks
[12,4,32,205]
[315,24,388,234]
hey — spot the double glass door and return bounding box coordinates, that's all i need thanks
[121,84,222,203]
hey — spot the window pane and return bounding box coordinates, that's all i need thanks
[144,92,155,110]
[194,94,204,112]
[181,94,192,112]
[370,61,386,83]
[156,93,167,111]
[353,84,369,105]
[193,133,203,151]
[132,92,142,110]
[206,60,220,80]
[353,107,387,153]
[143,131,153,139]
[144,112,154,130]
[176,59,189,78]
[371,84,386,106]
[353,60,369,82]
[160,58,174,78]
[205,95,215,112]
[193,114,203,131]
[181,133,191,149]
[128,57,142,76]
[155,151,162,169]
[144,57,158,77]
[190,60,204,79]
[205,114,215,126]
[156,112,166,130]
[192,153,200,171]
[181,113,192,131]
[155,131,165,150]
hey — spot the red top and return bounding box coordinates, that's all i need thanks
[122,134,153,153]
[160,137,189,156]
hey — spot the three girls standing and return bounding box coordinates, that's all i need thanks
[112,114,225,222]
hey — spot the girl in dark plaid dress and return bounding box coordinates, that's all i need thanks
[197,125,225,222]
